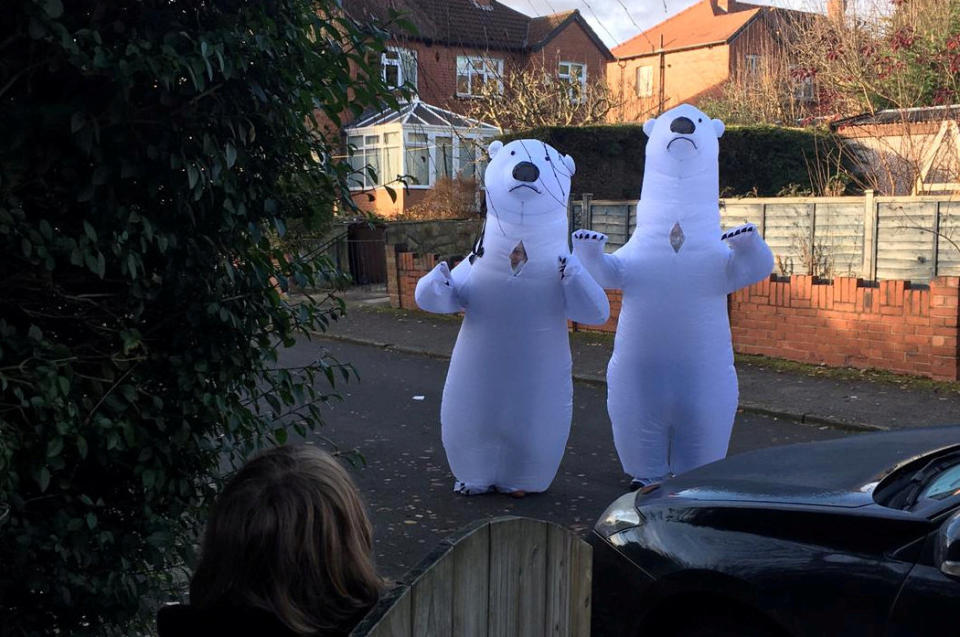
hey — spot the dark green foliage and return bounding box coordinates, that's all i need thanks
[503,124,856,199]
[0,0,406,634]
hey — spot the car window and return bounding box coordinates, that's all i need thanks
[919,462,960,501]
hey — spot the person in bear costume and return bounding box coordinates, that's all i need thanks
[573,104,774,487]
[415,139,609,496]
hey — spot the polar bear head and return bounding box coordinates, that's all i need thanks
[483,139,576,225]
[642,104,724,180]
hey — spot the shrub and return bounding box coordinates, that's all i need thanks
[502,124,859,199]
[0,0,406,633]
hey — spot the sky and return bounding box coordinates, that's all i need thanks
[498,0,868,49]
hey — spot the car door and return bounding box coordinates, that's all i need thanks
[886,506,960,636]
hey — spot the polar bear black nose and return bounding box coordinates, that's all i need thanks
[670,117,696,134]
[512,161,540,182]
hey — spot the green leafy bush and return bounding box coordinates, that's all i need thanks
[0,0,406,634]
[503,124,857,199]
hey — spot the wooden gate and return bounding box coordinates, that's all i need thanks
[351,517,592,637]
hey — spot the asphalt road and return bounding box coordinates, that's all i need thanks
[280,337,856,580]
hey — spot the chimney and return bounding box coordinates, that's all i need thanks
[827,0,846,21]
[711,0,733,13]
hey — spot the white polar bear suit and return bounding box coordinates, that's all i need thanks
[574,104,774,482]
[415,139,609,494]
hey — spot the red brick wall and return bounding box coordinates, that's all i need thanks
[729,275,960,381]
[388,246,960,380]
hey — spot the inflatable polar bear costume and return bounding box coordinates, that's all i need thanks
[415,139,609,495]
[573,104,774,485]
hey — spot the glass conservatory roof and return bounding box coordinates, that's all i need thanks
[345,100,500,132]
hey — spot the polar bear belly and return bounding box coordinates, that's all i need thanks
[440,262,572,492]
[608,239,739,478]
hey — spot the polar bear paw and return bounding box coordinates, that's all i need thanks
[721,223,757,248]
[572,229,607,258]
[558,253,583,280]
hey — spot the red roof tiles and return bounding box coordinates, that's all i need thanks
[612,0,764,58]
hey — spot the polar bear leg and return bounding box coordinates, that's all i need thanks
[669,368,739,475]
[609,383,672,480]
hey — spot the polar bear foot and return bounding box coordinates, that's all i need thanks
[453,481,493,496]
[493,485,529,498]
[629,474,673,491]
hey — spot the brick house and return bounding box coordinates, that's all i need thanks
[341,0,613,217]
[607,0,837,123]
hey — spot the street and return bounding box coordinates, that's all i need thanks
[281,337,857,580]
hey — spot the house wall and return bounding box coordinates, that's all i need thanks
[608,44,731,123]
[385,23,608,118]
[386,245,960,380]
[526,21,609,85]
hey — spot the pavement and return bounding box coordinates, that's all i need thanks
[298,284,960,433]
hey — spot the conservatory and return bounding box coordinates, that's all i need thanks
[343,100,500,215]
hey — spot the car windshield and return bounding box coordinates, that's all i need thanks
[918,462,960,501]
[874,446,960,511]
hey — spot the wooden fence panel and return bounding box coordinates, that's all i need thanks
[411,551,455,636]
[352,517,592,637]
[876,201,938,281]
[452,523,491,636]
[937,201,960,276]
[571,194,960,283]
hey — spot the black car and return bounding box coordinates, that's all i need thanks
[589,426,960,637]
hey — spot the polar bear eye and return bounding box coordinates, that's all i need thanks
[698,118,702,123]
[510,150,516,156]
[544,155,551,161]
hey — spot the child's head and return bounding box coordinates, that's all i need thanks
[189,444,382,634]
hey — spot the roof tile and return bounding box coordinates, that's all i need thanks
[612,0,763,58]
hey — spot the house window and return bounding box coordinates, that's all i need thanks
[636,65,653,97]
[346,133,402,189]
[405,132,430,186]
[382,47,417,91]
[790,66,815,102]
[745,54,761,84]
[459,138,477,179]
[456,56,503,97]
[435,136,454,180]
[558,61,586,102]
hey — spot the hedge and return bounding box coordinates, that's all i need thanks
[503,124,855,199]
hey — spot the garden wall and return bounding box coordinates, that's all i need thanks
[386,246,960,381]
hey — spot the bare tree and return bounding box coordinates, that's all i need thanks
[461,63,621,133]
[790,0,960,194]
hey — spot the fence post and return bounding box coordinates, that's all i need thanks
[862,190,877,281]
[933,201,942,277]
[759,202,767,236]
[583,193,593,230]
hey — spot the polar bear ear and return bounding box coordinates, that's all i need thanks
[643,118,657,137]
[712,118,725,138]
[561,153,576,176]
[487,140,504,158]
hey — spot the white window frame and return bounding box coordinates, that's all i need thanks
[382,46,417,91]
[636,65,653,97]
[456,56,504,97]
[745,54,761,80]
[346,130,402,190]
[348,126,493,191]
[558,61,587,103]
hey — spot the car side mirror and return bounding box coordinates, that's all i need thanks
[936,509,960,578]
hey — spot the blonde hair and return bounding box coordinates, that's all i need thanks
[189,444,383,634]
